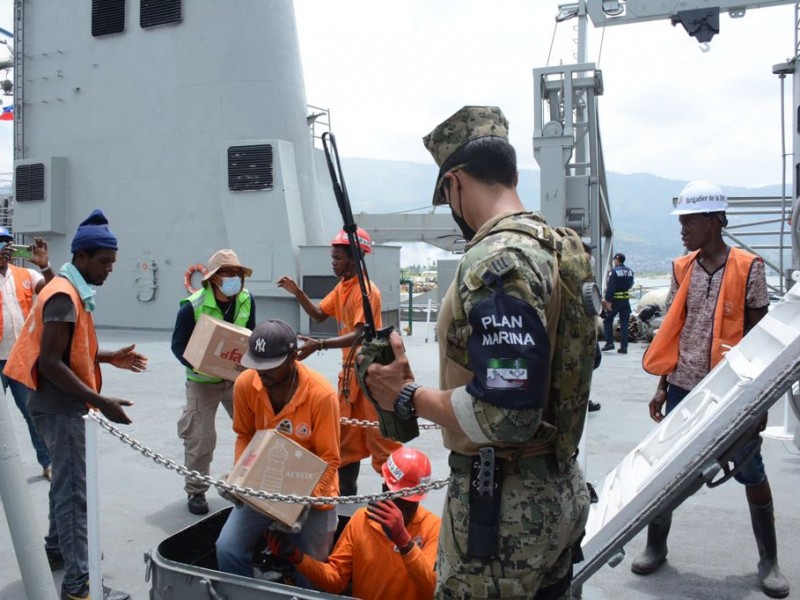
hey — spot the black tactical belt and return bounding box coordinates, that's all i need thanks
[448,451,559,479]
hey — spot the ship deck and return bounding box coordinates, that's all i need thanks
[0,326,798,599]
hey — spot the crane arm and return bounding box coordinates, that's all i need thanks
[587,1,794,28]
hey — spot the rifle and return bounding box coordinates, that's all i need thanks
[321,132,419,442]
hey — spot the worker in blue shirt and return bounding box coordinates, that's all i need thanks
[602,252,634,354]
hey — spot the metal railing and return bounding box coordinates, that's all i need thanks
[722,195,792,296]
[307,104,331,144]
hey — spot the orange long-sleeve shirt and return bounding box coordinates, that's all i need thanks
[232,363,340,503]
[296,505,440,600]
[319,275,382,365]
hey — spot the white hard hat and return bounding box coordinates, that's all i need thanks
[672,181,728,215]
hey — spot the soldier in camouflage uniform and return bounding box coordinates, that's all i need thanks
[362,106,591,599]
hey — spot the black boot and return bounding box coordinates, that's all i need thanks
[748,501,790,598]
[631,513,671,575]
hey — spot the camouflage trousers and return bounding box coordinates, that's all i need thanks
[436,458,590,599]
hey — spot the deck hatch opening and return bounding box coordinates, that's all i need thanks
[228,144,274,192]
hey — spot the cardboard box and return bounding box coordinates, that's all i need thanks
[226,430,328,527]
[183,313,251,381]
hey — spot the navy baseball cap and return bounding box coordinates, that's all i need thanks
[0,226,13,241]
[240,320,298,370]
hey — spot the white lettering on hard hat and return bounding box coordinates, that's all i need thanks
[387,455,405,480]
[255,338,266,353]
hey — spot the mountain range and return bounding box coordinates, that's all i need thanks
[341,157,786,275]
[0,161,786,276]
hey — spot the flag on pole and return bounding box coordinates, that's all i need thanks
[0,105,13,121]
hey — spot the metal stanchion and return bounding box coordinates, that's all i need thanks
[0,396,57,599]
[425,298,433,343]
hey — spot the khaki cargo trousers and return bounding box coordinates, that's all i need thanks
[177,379,234,496]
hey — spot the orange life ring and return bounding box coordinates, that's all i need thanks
[184,263,208,293]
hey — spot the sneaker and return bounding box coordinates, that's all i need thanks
[618,348,628,354]
[588,401,602,412]
[601,343,614,351]
[43,466,52,481]
[61,581,130,600]
[46,548,64,571]
[187,493,209,515]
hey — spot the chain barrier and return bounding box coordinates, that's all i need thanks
[87,412,450,506]
[340,416,441,430]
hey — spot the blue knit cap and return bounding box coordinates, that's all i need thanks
[71,209,118,253]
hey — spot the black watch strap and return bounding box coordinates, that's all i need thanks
[394,382,421,420]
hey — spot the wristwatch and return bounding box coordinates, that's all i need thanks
[394,383,421,420]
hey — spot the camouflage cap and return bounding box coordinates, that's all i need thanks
[422,106,509,205]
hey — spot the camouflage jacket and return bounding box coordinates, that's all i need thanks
[438,210,561,458]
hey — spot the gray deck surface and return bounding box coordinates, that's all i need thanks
[0,327,798,599]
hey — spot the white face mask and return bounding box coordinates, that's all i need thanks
[218,276,242,297]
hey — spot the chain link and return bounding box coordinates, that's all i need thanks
[340,416,440,430]
[87,412,449,506]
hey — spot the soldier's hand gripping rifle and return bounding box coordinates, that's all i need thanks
[321,132,419,443]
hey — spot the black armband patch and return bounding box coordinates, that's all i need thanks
[465,289,550,410]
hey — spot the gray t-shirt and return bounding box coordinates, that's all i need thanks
[27,293,88,415]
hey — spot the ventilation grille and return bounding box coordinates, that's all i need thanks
[92,0,126,37]
[302,276,338,299]
[228,145,274,192]
[15,164,45,203]
[141,0,182,28]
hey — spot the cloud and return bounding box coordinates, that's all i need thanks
[0,1,792,192]
[295,0,794,187]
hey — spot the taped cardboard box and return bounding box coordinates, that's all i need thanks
[226,430,328,527]
[183,313,250,381]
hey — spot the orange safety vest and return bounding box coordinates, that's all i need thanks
[3,277,102,394]
[0,265,35,341]
[643,247,757,376]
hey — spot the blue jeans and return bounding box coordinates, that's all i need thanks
[216,503,337,589]
[603,300,631,349]
[0,359,51,469]
[666,384,766,487]
[32,411,89,594]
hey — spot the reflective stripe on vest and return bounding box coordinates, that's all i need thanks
[642,247,755,376]
[180,286,251,383]
[612,291,630,300]
[3,277,101,394]
[0,265,35,342]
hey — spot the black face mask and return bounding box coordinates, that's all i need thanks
[444,175,476,242]
[450,209,476,242]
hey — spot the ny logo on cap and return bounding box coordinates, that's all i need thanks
[255,338,266,353]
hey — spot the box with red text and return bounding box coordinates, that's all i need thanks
[183,313,250,381]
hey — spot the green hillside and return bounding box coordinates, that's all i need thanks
[341,157,785,275]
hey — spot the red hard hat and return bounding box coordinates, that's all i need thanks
[331,227,373,254]
[381,447,432,502]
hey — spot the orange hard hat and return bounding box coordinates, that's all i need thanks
[331,227,373,254]
[381,447,432,502]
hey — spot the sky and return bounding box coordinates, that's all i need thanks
[293,0,796,190]
[0,1,794,191]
